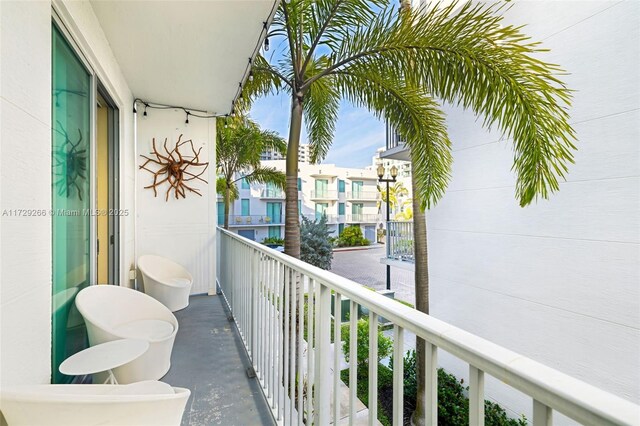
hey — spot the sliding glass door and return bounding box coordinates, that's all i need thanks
[52,24,91,383]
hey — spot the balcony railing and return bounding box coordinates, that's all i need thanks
[310,190,338,200]
[216,228,639,426]
[228,215,283,225]
[386,121,406,151]
[260,188,286,199]
[346,213,380,223]
[302,213,339,224]
[387,221,414,263]
[346,191,380,201]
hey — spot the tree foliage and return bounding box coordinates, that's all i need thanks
[248,0,575,212]
[216,117,287,228]
[300,215,333,270]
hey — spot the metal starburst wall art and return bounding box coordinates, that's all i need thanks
[139,134,209,201]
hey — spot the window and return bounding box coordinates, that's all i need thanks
[297,177,302,191]
[241,177,250,189]
[298,200,302,214]
[338,203,345,215]
[338,179,345,193]
[352,180,363,196]
[266,202,282,224]
[315,179,328,197]
[315,203,328,221]
[52,23,92,384]
[352,203,363,220]
[241,199,250,216]
[338,223,345,235]
[268,226,281,239]
[217,202,224,225]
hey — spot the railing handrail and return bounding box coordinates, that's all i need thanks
[217,227,639,426]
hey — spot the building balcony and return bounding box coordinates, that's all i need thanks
[310,190,338,200]
[386,221,414,263]
[302,213,340,224]
[346,214,381,223]
[215,228,639,426]
[260,188,286,199]
[228,215,283,226]
[346,191,380,201]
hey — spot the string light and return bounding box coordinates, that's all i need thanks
[185,111,190,124]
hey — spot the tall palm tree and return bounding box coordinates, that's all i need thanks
[247,1,576,423]
[216,117,287,229]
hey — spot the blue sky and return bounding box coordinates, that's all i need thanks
[249,94,386,169]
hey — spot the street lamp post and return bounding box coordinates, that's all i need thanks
[377,163,398,291]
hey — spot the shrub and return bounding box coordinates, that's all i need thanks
[392,350,528,426]
[337,225,370,247]
[341,317,393,370]
[262,236,284,246]
[300,215,333,270]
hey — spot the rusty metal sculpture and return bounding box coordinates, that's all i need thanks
[53,122,87,201]
[139,134,209,201]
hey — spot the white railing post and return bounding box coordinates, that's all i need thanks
[368,312,379,426]
[425,342,438,426]
[349,300,358,425]
[315,283,331,425]
[469,365,485,426]
[392,325,404,426]
[533,400,553,426]
[333,293,342,425]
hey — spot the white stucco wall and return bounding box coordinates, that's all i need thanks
[426,0,640,419]
[136,109,217,295]
[0,0,53,387]
[0,0,136,388]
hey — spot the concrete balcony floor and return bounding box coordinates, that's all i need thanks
[162,295,274,426]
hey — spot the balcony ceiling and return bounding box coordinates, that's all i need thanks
[90,0,278,113]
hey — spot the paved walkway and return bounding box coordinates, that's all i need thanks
[162,295,274,426]
[331,246,415,305]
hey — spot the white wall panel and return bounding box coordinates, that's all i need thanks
[0,1,52,386]
[136,109,217,296]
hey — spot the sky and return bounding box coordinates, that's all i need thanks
[249,93,386,169]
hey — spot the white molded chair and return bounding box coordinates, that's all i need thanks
[0,381,189,426]
[138,255,193,312]
[75,285,178,383]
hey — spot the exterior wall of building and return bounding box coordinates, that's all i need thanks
[261,143,312,163]
[0,0,136,387]
[419,1,639,419]
[224,161,382,242]
[136,110,217,295]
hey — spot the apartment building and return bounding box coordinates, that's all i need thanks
[219,161,382,242]
[260,143,312,163]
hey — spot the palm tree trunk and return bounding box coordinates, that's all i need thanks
[285,94,303,258]
[224,184,231,230]
[284,94,303,406]
[411,171,430,426]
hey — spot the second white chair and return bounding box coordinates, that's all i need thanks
[138,255,193,312]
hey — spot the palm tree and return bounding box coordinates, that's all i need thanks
[378,181,409,216]
[248,1,576,423]
[249,0,575,259]
[216,117,287,229]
